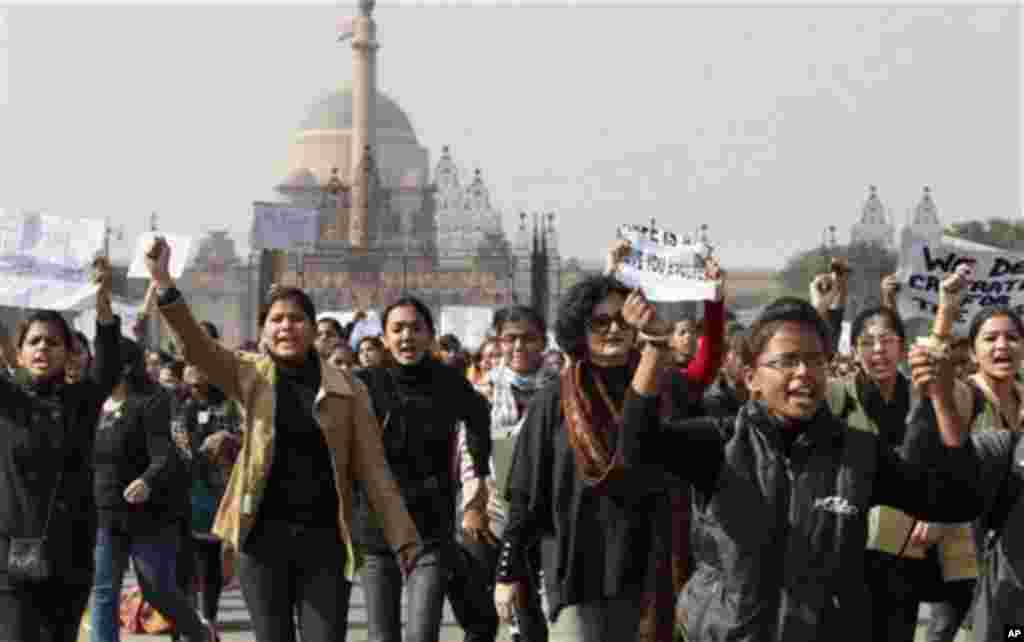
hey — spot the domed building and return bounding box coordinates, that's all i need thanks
[254,87,559,328]
[283,82,429,195]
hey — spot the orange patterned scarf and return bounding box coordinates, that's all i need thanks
[561,359,690,641]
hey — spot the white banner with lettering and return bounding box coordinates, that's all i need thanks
[440,305,495,352]
[251,203,319,252]
[0,211,105,310]
[895,233,1024,334]
[612,224,716,302]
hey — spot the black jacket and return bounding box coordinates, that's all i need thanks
[627,398,981,642]
[93,388,186,534]
[701,377,744,419]
[499,367,691,616]
[0,320,121,587]
[353,357,491,549]
[905,397,1023,642]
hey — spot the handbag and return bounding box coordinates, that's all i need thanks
[895,519,947,603]
[7,443,67,583]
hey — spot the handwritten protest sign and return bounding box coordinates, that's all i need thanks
[128,232,195,280]
[251,203,319,252]
[0,211,105,309]
[895,233,1024,334]
[612,224,716,302]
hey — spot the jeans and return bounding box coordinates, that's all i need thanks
[91,523,207,642]
[362,546,447,642]
[238,519,352,642]
[0,581,90,642]
[925,579,976,642]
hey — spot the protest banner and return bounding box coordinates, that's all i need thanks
[440,305,495,352]
[128,232,195,280]
[251,202,319,252]
[0,211,105,310]
[895,232,1024,334]
[612,223,716,302]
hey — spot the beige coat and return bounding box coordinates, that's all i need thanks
[159,298,419,581]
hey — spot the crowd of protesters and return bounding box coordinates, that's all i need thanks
[0,234,1021,642]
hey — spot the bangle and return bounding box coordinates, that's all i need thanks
[639,331,671,345]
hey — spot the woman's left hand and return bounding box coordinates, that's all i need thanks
[622,289,669,336]
[123,478,151,504]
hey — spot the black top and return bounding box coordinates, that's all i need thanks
[856,373,911,450]
[353,356,491,548]
[93,389,185,533]
[256,355,339,527]
[0,320,121,587]
[499,366,691,613]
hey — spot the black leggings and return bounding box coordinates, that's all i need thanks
[179,532,225,622]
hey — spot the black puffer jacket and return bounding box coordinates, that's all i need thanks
[0,321,121,588]
[626,398,982,642]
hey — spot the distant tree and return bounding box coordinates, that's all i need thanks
[946,217,1024,251]
[776,241,897,320]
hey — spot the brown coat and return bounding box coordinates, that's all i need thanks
[159,298,419,580]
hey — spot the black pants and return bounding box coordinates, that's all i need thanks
[0,580,91,642]
[865,551,921,642]
[447,536,500,642]
[924,579,976,642]
[239,519,352,642]
[178,530,225,622]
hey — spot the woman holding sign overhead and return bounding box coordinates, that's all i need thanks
[494,258,724,642]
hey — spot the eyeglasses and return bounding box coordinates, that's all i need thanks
[586,312,631,334]
[759,352,828,373]
[498,334,543,347]
[855,334,901,352]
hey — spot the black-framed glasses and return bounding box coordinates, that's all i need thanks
[586,312,630,334]
[759,352,828,373]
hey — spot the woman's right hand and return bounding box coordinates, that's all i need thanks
[144,236,174,288]
[494,581,524,622]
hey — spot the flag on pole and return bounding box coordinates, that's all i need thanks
[337,16,355,42]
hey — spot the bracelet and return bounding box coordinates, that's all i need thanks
[639,331,672,345]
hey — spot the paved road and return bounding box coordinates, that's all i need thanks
[90,576,971,642]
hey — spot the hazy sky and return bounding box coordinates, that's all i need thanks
[0,4,1019,269]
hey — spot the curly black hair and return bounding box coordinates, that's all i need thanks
[555,275,632,360]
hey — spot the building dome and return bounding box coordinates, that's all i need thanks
[300,83,416,139]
